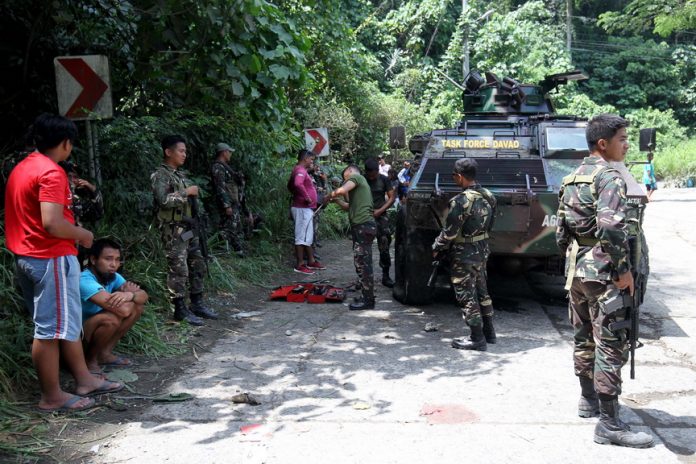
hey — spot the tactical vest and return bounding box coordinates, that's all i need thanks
[559,164,618,289]
[213,161,240,204]
[155,168,192,224]
[453,188,495,244]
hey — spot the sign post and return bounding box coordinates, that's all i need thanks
[304,128,330,157]
[54,55,112,186]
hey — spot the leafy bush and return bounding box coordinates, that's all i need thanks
[472,1,571,83]
[625,107,687,156]
[652,138,696,182]
[554,90,618,119]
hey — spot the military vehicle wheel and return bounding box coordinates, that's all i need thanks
[393,206,434,305]
[525,271,567,302]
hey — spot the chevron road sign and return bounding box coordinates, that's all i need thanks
[305,128,330,157]
[54,55,112,120]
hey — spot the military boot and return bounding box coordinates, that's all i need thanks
[381,268,394,288]
[594,398,654,448]
[482,315,497,344]
[451,324,487,351]
[349,297,375,311]
[190,293,219,319]
[173,298,204,326]
[578,376,599,418]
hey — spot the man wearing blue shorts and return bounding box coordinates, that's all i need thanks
[6,114,122,413]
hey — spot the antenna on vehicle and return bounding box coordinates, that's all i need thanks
[432,67,466,92]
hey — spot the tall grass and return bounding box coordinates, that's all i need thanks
[655,138,696,183]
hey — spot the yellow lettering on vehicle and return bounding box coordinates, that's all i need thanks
[442,139,521,149]
[493,140,520,149]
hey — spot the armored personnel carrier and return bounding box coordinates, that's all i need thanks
[393,70,636,304]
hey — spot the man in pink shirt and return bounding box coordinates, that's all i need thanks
[6,114,122,413]
[288,150,325,274]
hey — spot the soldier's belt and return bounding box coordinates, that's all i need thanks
[454,232,489,244]
[575,236,600,247]
[564,236,600,291]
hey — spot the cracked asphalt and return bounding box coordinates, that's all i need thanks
[96,188,696,464]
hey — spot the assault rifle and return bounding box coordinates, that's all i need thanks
[427,203,445,288]
[606,235,645,380]
[188,197,211,277]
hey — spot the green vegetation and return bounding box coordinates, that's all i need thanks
[0,3,695,449]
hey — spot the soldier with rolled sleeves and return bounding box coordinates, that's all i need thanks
[326,165,376,310]
[151,135,218,326]
[211,142,246,257]
[556,114,653,448]
[432,158,497,351]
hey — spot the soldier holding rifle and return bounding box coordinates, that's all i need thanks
[151,135,218,326]
[431,158,496,351]
[556,114,653,448]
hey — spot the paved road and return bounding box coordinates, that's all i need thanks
[98,188,696,464]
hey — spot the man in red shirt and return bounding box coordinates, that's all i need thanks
[288,149,325,274]
[6,114,122,412]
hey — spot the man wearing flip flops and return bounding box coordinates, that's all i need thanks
[5,114,123,413]
[80,238,148,373]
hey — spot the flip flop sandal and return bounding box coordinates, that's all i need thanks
[37,395,95,413]
[100,355,133,367]
[84,380,125,397]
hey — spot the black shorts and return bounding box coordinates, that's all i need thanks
[645,182,657,191]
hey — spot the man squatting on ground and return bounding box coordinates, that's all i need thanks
[364,157,396,288]
[326,165,377,310]
[432,158,497,351]
[211,142,246,257]
[151,135,218,326]
[6,114,122,413]
[288,149,326,275]
[80,238,148,373]
[556,114,654,448]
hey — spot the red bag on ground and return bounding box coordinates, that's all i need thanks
[270,284,345,303]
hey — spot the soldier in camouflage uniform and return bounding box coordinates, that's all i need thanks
[60,162,104,228]
[432,158,496,351]
[60,161,104,266]
[326,165,376,310]
[364,158,396,288]
[556,114,653,448]
[210,142,246,257]
[151,135,218,326]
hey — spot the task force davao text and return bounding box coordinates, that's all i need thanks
[441,138,522,150]
[440,137,555,228]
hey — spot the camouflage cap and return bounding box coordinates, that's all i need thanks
[216,142,234,153]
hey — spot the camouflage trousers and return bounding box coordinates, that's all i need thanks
[375,214,391,270]
[569,278,628,397]
[162,225,206,301]
[351,221,376,301]
[219,203,244,251]
[450,260,493,327]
